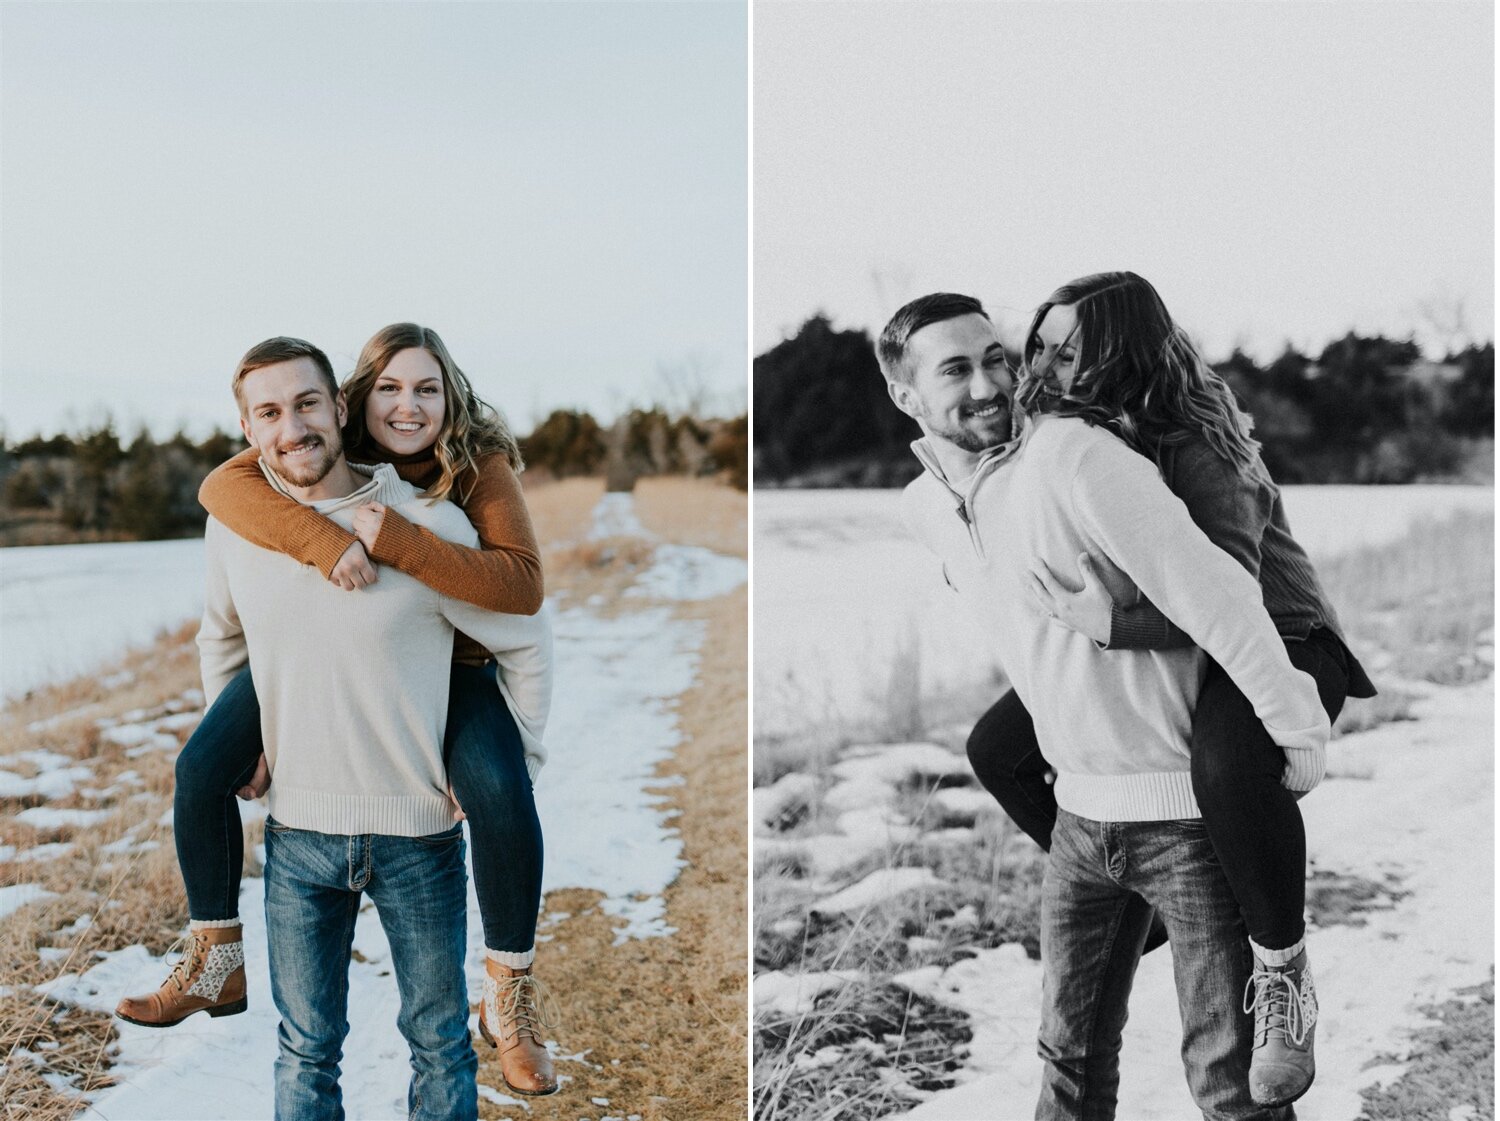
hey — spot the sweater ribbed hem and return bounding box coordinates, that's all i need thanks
[1054,770,1201,822]
[302,519,364,580]
[1106,603,1169,650]
[268,788,457,838]
[1279,743,1326,794]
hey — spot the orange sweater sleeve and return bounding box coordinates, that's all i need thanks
[369,455,545,615]
[197,446,360,578]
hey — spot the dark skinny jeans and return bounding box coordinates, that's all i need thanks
[966,627,1352,953]
[173,662,543,953]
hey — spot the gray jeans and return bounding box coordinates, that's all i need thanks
[1036,809,1294,1121]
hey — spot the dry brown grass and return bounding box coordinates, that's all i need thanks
[633,477,749,559]
[521,475,606,558]
[0,626,203,1120]
[499,584,748,1121]
[491,475,748,1120]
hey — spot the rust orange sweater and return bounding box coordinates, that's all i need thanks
[198,445,544,664]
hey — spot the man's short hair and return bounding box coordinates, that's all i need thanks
[877,293,990,384]
[232,337,337,415]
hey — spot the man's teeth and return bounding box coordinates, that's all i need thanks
[967,403,1002,417]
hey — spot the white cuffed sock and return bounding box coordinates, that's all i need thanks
[486,947,536,970]
[1250,937,1304,968]
[190,918,242,932]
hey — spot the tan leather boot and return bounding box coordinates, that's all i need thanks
[115,924,247,1028]
[476,961,559,1096]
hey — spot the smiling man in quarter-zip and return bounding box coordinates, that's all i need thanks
[879,292,1328,1121]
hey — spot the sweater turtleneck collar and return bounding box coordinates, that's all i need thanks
[349,441,442,488]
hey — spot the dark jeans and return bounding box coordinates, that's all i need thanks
[967,628,1352,952]
[265,819,477,1121]
[174,662,544,952]
[1038,810,1292,1121]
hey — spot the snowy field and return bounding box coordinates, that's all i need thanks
[754,484,1494,1120]
[754,485,1495,734]
[1,493,747,1120]
[1,539,207,701]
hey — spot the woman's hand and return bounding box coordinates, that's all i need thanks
[352,503,387,554]
[1026,552,1116,645]
[330,541,378,591]
[235,754,270,800]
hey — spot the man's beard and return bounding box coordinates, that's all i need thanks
[268,431,342,487]
[924,398,1012,454]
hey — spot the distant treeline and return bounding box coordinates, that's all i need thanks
[753,315,1494,488]
[0,407,747,545]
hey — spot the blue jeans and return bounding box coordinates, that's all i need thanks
[264,819,477,1121]
[1037,809,1293,1121]
[175,662,543,952]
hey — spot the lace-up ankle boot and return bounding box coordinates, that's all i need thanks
[476,961,559,1096]
[1244,947,1318,1105]
[115,923,247,1028]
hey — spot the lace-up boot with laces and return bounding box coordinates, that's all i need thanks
[1243,947,1318,1106]
[476,961,559,1096]
[115,924,247,1027]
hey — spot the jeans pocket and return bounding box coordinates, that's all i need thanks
[264,816,294,835]
[414,824,464,846]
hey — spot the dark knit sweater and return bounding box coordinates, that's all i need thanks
[1109,440,1356,665]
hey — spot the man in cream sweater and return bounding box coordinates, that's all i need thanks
[881,294,1327,1121]
[197,337,551,1121]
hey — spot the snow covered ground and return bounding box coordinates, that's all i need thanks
[754,486,1494,734]
[1,539,206,700]
[755,484,1494,1120]
[881,681,1494,1120]
[2,493,747,1120]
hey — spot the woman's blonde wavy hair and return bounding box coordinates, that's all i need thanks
[341,323,523,503]
[1017,272,1263,478]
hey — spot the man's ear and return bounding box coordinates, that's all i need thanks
[335,390,349,429]
[239,414,257,448]
[886,377,919,421]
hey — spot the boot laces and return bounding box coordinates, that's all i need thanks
[1242,965,1315,1046]
[486,973,560,1044]
[163,933,205,994]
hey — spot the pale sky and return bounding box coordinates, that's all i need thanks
[1,1,747,441]
[755,1,1493,361]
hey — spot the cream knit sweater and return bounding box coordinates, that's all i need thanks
[198,462,552,838]
[904,416,1329,823]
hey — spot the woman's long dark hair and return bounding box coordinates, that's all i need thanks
[1017,272,1262,477]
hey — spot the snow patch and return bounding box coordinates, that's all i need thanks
[626,544,747,601]
[587,492,652,540]
[0,883,59,920]
[812,867,944,917]
[755,969,863,1016]
[16,807,111,830]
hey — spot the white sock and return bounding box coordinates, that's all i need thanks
[1250,937,1304,967]
[189,918,242,932]
[486,947,536,970]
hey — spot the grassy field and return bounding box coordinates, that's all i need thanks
[752,506,1494,1121]
[0,474,748,1121]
